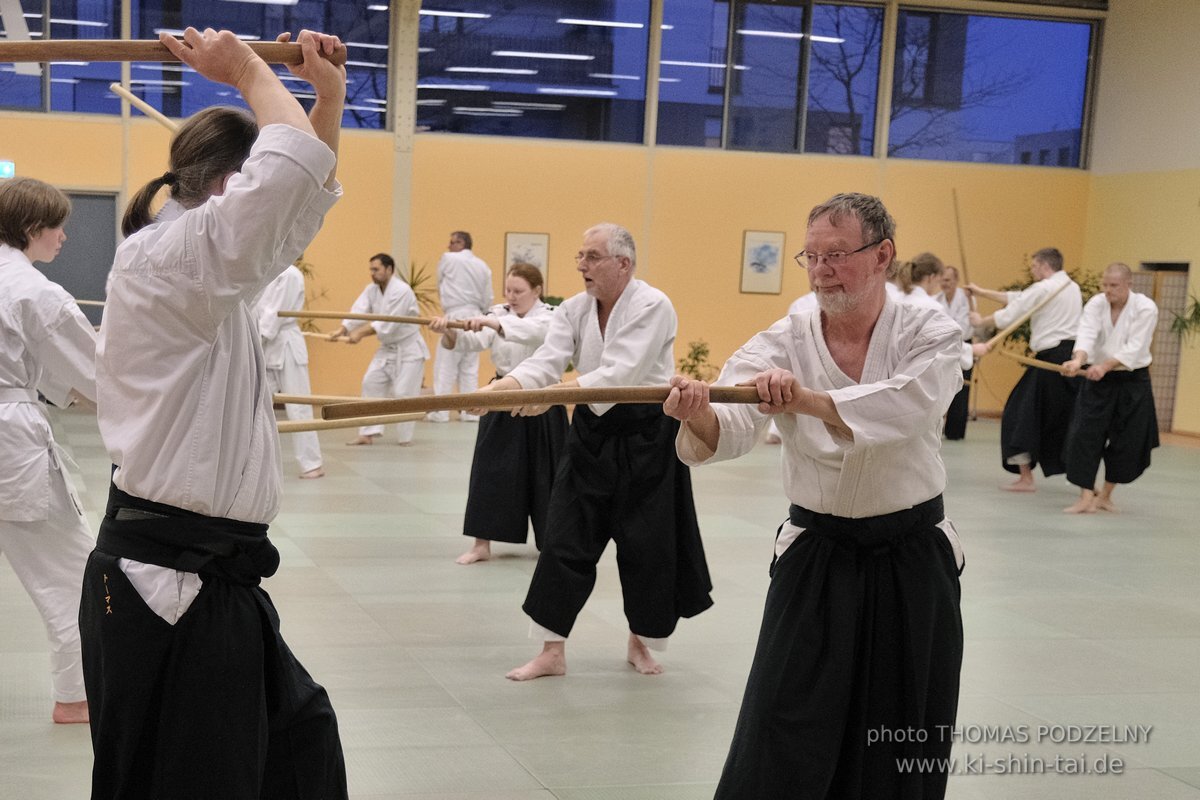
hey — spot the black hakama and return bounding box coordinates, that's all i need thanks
[462,404,567,548]
[715,496,962,800]
[521,403,713,639]
[944,366,972,440]
[1064,367,1159,489]
[1000,340,1080,476]
[80,486,347,800]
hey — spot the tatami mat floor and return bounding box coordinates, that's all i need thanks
[2,407,1198,799]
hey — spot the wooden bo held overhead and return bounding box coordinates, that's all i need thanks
[0,39,348,66]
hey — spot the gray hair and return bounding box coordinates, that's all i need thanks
[1104,262,1133,282]
[807,193,896,269]
[586,222,637,267]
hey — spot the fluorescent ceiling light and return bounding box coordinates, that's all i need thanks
[493,101,565,110]
[811,35,846,44]
[50,77,80,84]
[453,109,522,117]
[49,61,88,66]
[290,91,317,99]
[658,77,681,83]
[661,24,674,30]
[367,4,386,10]
[446,66,537,75]
[737,28,803,40]
[135,63,192,72]
[346,60,386,69]
[347,41,388,50]
[421,9,491,18]
[364,98,388,105]
[556,18,643,29]
[220,0,299,6]
[24,14,106,27]
[419,47,435,54]
[453,106,521,114]
[661,59,748,71]
[536,87,616,97]
[416,99,446,106]
[129,78,190,86]
[417,82,489,91]
[345,104,386,113]
[493,50,593,61]
[588,73,639,81]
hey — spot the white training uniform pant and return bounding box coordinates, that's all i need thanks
[360,345,424,443]
[0,452,94,702]
[429,304,481,422]
[265,359,322,473]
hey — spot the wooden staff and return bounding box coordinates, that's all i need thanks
[301,331,348,342]
[75,299,106,307]
[321,385,765,421]
[109,82,178,131]
[982,280,1070,351]
[997,348,1125,375]
[279,310,469,329]
[274,393,362,405]
[0,39,347,66]
[278,412,424,434]
[950,189,973,293]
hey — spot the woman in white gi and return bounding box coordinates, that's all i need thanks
[332,253,429,446]
[429,262,566,565]
[82,28,348,799]
[255,261,324,478]
[0,177,96,725]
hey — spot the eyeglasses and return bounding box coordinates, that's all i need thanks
[793,238,887,269]
[574,251,618,265]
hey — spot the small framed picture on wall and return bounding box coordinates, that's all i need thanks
[740,230,785,295]
[505,232,551,287]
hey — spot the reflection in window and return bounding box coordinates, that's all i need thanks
[804,3,882,155]
[727,1,805,153]
[0,0,48,110]
[417,1,649,143]
[48,0,121,115]
[656,0,727,147]
[889,11,1093,166]
[129,0,388,129]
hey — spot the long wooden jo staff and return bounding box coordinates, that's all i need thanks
[321,386,764,421]
[278,310,470,330]
[279,413,425,434]
[109,82,178,130]
[997,349,1126,375]
[0,39,347,66]
[982,280,1070,351]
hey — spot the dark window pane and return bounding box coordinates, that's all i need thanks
[0,0,48,110]
[49,0,122,114]
[657,0,727,147]
[890,11,1092,166]
[727,1,805,153]
[418,1,648,143]
[130,0,388,129]
[804,3,882,155]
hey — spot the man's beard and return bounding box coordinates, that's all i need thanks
[816,284,874,315]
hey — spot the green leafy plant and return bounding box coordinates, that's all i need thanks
[402,261,440,316]
[543,295,564,307]
[678,339,718,381]
[293,254,330,333]
[1171,294,1200,344]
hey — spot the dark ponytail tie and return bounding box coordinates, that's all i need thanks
[161,172,177,186]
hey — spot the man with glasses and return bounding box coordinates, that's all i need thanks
[666,193,965,799]
[475,222,713,681]
[967,248,1083,492]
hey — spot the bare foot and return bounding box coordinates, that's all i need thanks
[346,435,378,446]
[1000,478,1036,493]
[52,700,88,724]
[455,540,492,565]
[506,642,566,681]
[299,467,325,479]
[627,634,663,675]
[1063,496,1097,514]
[1094,496,1120,513]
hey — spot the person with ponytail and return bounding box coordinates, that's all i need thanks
[0,177,96,726]
[83,28,349,799]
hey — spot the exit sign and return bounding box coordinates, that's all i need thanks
[0,161,14,179]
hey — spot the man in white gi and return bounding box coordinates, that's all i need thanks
[938,265,973,439]
[255,261,324,477]
[968,248,1082,491]
[428,231,492,422]
[666,193,965,799]
[332,252,429,446]
[0,177,95,725]
[1061,262,1159,514]
[475,222,712,681]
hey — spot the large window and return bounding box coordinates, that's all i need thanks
[889,10,1093,166]
[657,1,882,155]
[0,0,52,110]
[416,1,650,142]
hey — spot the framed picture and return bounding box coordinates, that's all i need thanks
[505,232,551,284]
[740,230,786,295]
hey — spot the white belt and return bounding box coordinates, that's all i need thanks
[0,387,38,403]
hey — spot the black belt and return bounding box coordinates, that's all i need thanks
[96,483,279,586]
[788,494,944,553]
